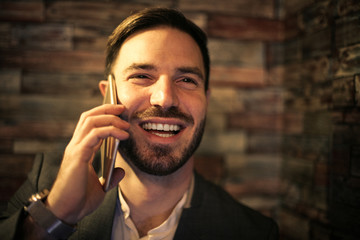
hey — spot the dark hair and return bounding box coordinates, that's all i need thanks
[105,8,210,91]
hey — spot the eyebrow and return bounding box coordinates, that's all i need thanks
[124,63,155,73]
[124,63,205,82]
[177,67,205,81]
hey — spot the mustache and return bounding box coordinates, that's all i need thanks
[130,106,194,124]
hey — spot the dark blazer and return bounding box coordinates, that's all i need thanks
[0,152,279,240]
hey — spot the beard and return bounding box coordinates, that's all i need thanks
[118,106,206,176]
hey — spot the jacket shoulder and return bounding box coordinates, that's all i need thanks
[175,173,279,240]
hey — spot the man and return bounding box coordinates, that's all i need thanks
[0,8,278,240]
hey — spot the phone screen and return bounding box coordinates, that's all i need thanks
[101,74,120,192]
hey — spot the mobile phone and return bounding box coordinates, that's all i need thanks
[101,74,120,192]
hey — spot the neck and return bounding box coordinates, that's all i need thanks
[115,153,194,236]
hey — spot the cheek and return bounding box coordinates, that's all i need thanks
[117,88,132,106]
[117,87,149,117]
[185,97,207,122]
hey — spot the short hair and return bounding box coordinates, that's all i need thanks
[105,8,210,91]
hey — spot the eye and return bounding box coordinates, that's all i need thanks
[128,74,153,85]
[177,77,199,90]
[130,74,148,79]
[182,78,196,84]
[135,75,148,79]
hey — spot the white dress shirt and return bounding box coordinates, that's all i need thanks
[111,179,193,240]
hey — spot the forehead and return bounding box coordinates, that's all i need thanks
[114,26,204,74]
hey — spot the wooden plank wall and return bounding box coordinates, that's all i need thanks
[0,0,283,223]
[3,1,359,239]
[278,0,360,239]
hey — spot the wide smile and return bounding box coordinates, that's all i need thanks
[140,122,183,138]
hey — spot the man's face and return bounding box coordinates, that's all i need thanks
[112,26,208,176]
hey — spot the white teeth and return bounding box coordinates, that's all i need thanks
[157,123,163,130]
[153,132,174,138]
[142,123,181,132]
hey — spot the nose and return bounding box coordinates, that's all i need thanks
[150,76,178,110]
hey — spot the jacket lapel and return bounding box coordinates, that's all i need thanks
[71,187,118,240]
[173,173,205,240]
[173,208,205,240]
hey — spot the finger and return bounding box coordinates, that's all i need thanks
[81,104,126,121]
[80,126,129,151]
[87,115,130,131]
[73,114,130,144]
[74,105,126,135]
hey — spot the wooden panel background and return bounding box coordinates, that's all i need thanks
[1,0,360,239]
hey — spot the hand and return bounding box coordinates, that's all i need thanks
[45,104,130,225]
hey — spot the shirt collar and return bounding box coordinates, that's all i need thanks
[117,175,194,239]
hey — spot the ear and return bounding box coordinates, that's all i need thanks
[206,89,211,102]
[99,80,108,97]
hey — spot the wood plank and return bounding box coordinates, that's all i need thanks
[0,121,76,139]
[208,87,245,114]
[248,133,282,153]
[45,2,171,32]
[210,66,265,87]
[0,50,105,74]
[22,72,103,96]
[284,14,302,40]
[208,15,284,41]
[332,76,355,107]
[0,23,12,48]
[282,0,314,17]
[194,155,225,183]
[24,50,105,73]
[298,0,331,33]
[336,0,360,16]
[0,94,101,121]
[237,88,284,113]
[302,28,331,59]
[355,75,360,106]
[228,113,283,132]
[0,50,23,67]
[0,139,13,153]
[198,131,246,154]
[12,24,73,50]
[13,139,68,154]
[267,42,284,66]
[267,65,284,86]
[282,63,302,88]
[209,39,264,68]
[335,15,360,48]
[0,2,44,22]
[335,43,360,78]
[0,69,21,93]
[74,25,108,51]
[302,57,330,83]
[334,109,360,124]
[283,135,330,160]
[283,112,304,134]
[303,111,333,135]
[283,39,302,64]
[179,0,275,18]
[225,178,281,197]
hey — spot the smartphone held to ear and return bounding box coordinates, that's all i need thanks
[101,74,120,192]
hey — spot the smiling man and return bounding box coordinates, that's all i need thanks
[112,27,207,178]
[0,8,278,240]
